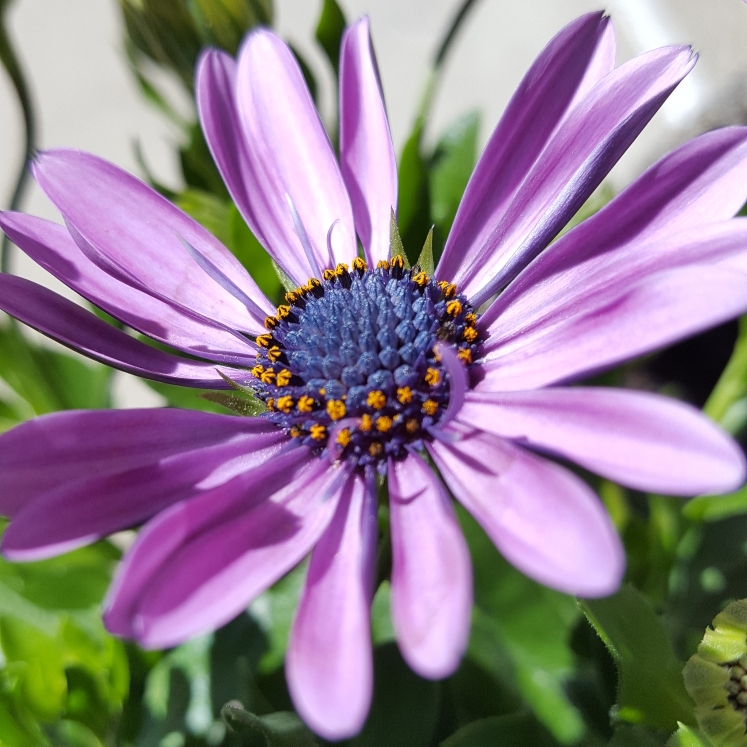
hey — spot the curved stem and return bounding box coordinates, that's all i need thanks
[0,0,37,274]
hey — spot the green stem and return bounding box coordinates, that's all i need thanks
[0,0,37,274]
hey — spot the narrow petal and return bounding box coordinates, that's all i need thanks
[32,149,273,333]
[437,12,615,286]
[0,274,248,387]
[235,30,357,280]
[0,212,256,364]
[286,472,377,741]
[104,453,348,649]
[480,265,747,391]
[481,127,747,330]
[429,427,624,597]
[2,430,285,560]
[459,388,746,495]
[446,46,696,305]
[388,453,472,679]
[0,408,277,516]
[339,17,397,266]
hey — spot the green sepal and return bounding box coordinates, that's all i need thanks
[217,370,259,397]
[683,657,730,709]
[699,600,747,663]
[417,226,435,275]
[389,209,409,267]
[272,259,298,293]
[199,392,266,416]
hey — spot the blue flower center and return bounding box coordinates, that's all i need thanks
[250,256,479,469]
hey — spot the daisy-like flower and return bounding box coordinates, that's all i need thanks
[1,11,747,739]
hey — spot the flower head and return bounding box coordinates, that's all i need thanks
[1,11,747,739]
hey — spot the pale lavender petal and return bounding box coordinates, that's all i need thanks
[0,409,276,516]
[388,453,472,679]
[2,429,284,560]
[235,30,357,280]
[32,149,273,333]
[0,273,248,387]
[459,388,746,495]
[429,427,624,597]
[480,265,747,391]
[445,46,696,305]
[286,472,377,740]
[481,127,747,330]
[437,12,615,287]
[0,212,256,364]
[433,342,468,427]
[104,453,348,648]
[339,17,397,266]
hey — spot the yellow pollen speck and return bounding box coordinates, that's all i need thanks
[446,300,463,316]
[327,400,347,421]
[310,424,327,441]
[368,442,383,457]
[352,257,367,272]
[390,255,405,269]
[405,418,419,433]
[298,395,315,413]
[276,305,291,319]
[335,262,349,275]
[397,387,413,404]
[377,259,390,270]
[276,369,292,386]
[465,312,477,325]
[367,390,387,410]
[266,398,275,411]
[336,428,352,447]
[267,346,282,362]
[438,281,457,298]
[412,271,428,286]
[457,348,472,364]
[306,278,321,291]
[423,399,438,416]
[260,369,276,384]
[376,416,393,433]
[251,364,264,378]
[323,268,336,281]
[256,334,273,348]
[290,426,302,438]
[425,367,441,386]
[462,327,478,342]
[360,413,373,431]
[277,395,294,413]
[284,290,298,304]
[264,316,278,330]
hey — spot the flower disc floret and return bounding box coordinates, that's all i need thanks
[250,257,479,468]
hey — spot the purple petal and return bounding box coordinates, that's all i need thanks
[0,408,277,517]
[481,126,747,329]
[32,149,272,333]
[388,453,472,679]
[286,472,377,740]
[429,427,624,597]
[104,453,348,648]
[233,30,356,281]
[2,427,284,561]
[459,388,745,495]
[436,12,615,288]
[0,273,249,387]
[0,212,256,364]
[434,342,468,427]
[444,46,696,305]
[479,264,747,391]
[339,17,397,266]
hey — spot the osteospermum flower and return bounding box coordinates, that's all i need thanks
[1,11,747,738]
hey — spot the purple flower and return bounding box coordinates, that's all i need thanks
[1,11,747,738]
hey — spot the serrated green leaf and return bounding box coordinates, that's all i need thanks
[581,585,696,731]
[315,0,346,77]
[200,391,266,416]
[668,723,716,747]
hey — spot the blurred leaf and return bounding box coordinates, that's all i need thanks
[289,45,317,104]
[189,0,273,57]
[315,0,346,77]
[440,713,557,747]
[144,379,227,412]
[668,723,716,747]
[371,581,395,645]
[397,124,431,265]
[608,724,665,747]
[683,487,747,523]
[222,703,317,746]
[581,585,695,731]
[176,189,231,246]
[459,507,584,744]
[180,121,230,197]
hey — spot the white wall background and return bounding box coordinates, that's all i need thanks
[1,0,747,405]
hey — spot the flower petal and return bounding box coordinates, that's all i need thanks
[32,149,272,333]
[339,16,397,266]
[446,46,696,305]
[481,126,747,330]
[0,408,277,517]
[2,428,284,561]
[104,453,348,649]
[235,30,357,281]
[0,212,256,364]
[429,427,624,597]
[459,388,745,495]
[479,264,747,391]
[436,12,615,287]
[388,453,472,679]
[0,273,248,387]
[286,472,377,741]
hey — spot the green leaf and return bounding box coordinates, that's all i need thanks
[143,379,228,412]
[668,723,716,747]
[440,713,557,747]
[222,703,318,746]
[200,391,267,416]
[315,0,346,77]
[417,227,435,276]
[371,581,396,645]
[608,724,666,747]
[175,188,231,245]
[683,486,747,523]
[290,44,318,103]
[397,125,431,265]
[705,315,747,435]
[580,585,696,731]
